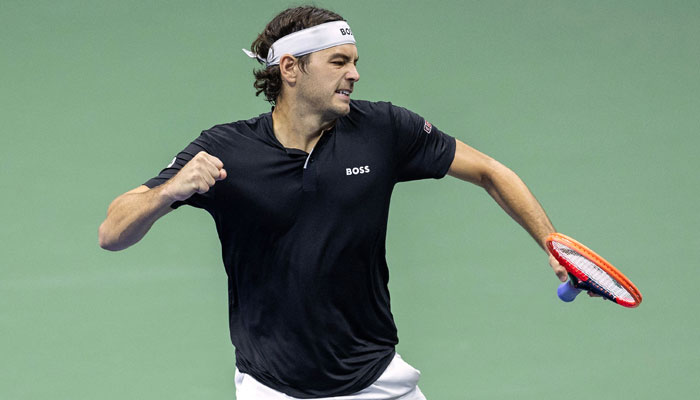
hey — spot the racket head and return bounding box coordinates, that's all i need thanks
[546,233,642,308]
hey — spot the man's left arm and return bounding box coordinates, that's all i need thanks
[447,139,568,282]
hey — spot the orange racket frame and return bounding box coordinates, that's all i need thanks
[546,233,642,308]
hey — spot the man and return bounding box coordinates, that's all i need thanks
[99,6,570,399]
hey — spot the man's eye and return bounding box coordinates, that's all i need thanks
[332,61,344,65]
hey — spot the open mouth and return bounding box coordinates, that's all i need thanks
[336,90,351,98]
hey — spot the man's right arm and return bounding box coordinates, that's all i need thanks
[98,151,226,251]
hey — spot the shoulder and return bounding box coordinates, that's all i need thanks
[196,112,272,149]
[348,99,395,119]
[347,100,421,124]
[342,100,426,138]
[343,100,396,131]
[203,112,271,138]
[347,100,427,140]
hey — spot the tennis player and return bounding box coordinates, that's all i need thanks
[99,6,568,399]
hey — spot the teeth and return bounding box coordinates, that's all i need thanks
[338,90,350,96]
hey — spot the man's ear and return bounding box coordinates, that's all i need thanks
[279,54,298,85]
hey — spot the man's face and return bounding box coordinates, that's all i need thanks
[295,44,360,118]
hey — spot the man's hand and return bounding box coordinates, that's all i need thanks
[549,253,600,297]
[549,253,568,282]
[162,151,227,202]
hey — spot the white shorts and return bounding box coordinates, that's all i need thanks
[234,353,426,400]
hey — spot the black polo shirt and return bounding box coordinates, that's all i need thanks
[144,100,456,398]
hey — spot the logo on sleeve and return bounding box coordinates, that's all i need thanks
[166,157,176,168]
[423,120,433,134]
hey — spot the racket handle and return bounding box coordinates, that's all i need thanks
[557,281,582,302]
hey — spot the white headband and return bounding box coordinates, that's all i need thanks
[243,21,356,67]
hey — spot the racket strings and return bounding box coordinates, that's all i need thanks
[553,242,635,303]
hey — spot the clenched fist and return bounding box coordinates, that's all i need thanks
[162,151,227,202]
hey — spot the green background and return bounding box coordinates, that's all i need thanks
[2,0,698,398]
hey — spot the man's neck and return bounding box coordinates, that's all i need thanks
[271,98,336,153]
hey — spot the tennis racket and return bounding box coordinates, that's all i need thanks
[546,233,642,308]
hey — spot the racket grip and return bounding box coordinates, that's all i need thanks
[557,281,582,302]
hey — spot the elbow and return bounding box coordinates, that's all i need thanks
[479,158,509,189]
[98,222,120,251]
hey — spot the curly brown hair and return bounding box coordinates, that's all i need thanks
[250,6,345,104]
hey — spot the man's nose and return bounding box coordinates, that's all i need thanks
[347,65,360,82]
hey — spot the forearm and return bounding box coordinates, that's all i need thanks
[482,163,555,251]
[98,185,174,251]
[447,139,563,277]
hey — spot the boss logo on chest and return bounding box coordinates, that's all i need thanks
[345,165,370,175]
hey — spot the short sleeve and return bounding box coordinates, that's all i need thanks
[143,133,212,209]
[390,104,456,182]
